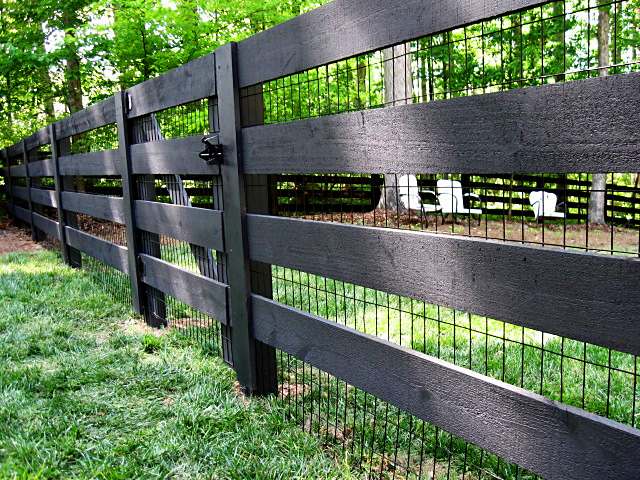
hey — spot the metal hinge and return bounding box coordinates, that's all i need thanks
[199,135,223,165]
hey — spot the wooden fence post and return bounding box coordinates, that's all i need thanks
[0,148,11,220]
[23,140,39,241]
[50,124,70,265]
[56,134,83,268]
[216,42,277,395]
[115,90,145,316]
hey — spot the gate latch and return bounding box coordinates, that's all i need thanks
[199,135,223,165]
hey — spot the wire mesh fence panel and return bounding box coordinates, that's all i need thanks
[247,173,640,258]
[241,0,640,127]
[263,264,640,428]
[81,253,132,308]
[143,286,226,359]
[277,352,542,480]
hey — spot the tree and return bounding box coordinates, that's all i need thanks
[588,0,611,225]
[376,42,413,211]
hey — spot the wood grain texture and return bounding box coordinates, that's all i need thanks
[24,127,50,151]
[61,191,125,224]
[127,54,216,118]
[11,204,30,223]
[64,226,129,274]
[252,295,640,480]
[243,73,640,174]
[27,159,54,177]
[32,213,59,240]
[6,143,23,158]
[237,0,552,87]
[55,97,116,139]
[9,164,27,177]
[139,254,229,325]
[247,215,640,356]
[134,201,225,252]
[130,135,220,175]
[10,185,28,201]
[58,149,120,176]
[30,188,57,208]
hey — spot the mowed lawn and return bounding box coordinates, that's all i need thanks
[0,250,350,480]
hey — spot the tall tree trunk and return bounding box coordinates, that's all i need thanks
[376,43,413,211]
[588,2,610,225]
[38,25,55,122]
[63,10,86,193]
[356,56,367,108]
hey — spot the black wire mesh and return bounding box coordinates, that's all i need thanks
[81,253,132,308]
[70,124,119,154]
[239,2,640,476]
[250,260,639,479]
[277,352,541,480]
[130,99,210,143]
[141,286,226,359]
[247,173,640,257]
[241,0,640,126]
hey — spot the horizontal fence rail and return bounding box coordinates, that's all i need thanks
[252,295,640,480]
[242,72,640,175]
[247,215,640,356]
[2,0,639,478]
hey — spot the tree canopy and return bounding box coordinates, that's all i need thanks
[0,0,330,148]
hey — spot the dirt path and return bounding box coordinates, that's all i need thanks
[0,218,43,255]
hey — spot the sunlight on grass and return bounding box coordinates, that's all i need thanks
[0,251,347,480]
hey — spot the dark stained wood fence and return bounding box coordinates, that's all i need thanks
[1,1,639,478]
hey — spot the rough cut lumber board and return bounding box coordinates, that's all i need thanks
[252,295,640,480]
[247,215,640,356]
[58,149,120,176]
[237,0,554,86]
[243,72,640,174]
[6,143,23,158]
[130,136,221,175]
[134,201,225,252]
[64,226,129,274]
[27,159,54,177]
[24,127,50,151]
[139,253,229,325]
[29,188,57,208]
[10,186,28,201]
[127,54,216,118]
[11,205,30,223]
[55,97,116,139]
[9,164,27,177]
[61,191,125,224]
[32,213,59,240]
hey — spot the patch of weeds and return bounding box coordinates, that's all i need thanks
[141,333,165,353]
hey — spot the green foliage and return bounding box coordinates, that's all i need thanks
[0,0,331,148]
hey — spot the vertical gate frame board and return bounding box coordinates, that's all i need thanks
[116,91,144,315]
[49,125,70,265]
[216,42,260,393]
[22,140,37,240]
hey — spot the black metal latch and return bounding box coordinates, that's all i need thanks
[199,135,223,165]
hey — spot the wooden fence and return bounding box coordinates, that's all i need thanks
[2,0,640,478]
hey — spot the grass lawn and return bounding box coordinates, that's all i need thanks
[0,250,351,479]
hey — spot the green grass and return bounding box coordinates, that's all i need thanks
[272,267,639,427]
[0,250,351,479]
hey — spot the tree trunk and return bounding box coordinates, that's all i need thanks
[376,43,413,211]
[507,173,515,221]
[588,2,610,225]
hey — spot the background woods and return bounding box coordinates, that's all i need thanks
[0,0,330,147]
